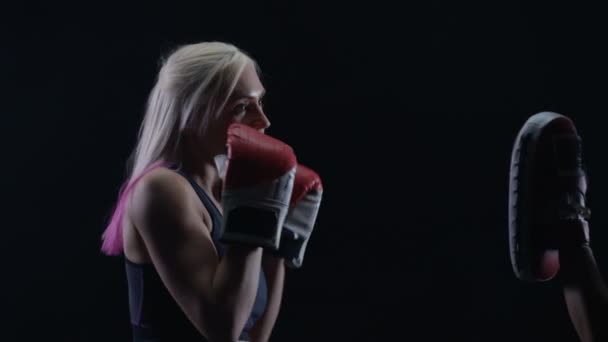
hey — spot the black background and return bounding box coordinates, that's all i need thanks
[2,1,607,341]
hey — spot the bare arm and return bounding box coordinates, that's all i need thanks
[249,254,286,342]
[129,170,263,342]
[559,222,608,342]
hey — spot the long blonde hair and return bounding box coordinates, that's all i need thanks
[101,41,255,255]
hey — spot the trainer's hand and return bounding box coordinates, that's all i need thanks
[508,111,588,282]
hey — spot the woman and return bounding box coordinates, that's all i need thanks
[100,41,322,342]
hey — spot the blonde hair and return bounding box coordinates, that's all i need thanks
[101,41,256,255]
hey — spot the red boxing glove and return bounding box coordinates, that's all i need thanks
[276,164,323,268]
[219,123,297,249]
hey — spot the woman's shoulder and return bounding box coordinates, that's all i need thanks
[128,167,196,217]
[124,166,213,261]
[139,166,190,193]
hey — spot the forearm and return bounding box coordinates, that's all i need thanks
[560,245,608,342]
[211,245,264,340]
[249,254,286,342]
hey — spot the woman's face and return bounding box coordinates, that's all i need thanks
[200,61,271,157]
[221,61,270,132]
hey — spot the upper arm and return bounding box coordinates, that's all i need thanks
[128,169,219,336]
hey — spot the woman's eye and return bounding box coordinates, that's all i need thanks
[234,103,247,114]
[258,98,264,107]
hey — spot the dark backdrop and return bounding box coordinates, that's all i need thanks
[2,1,607,341]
